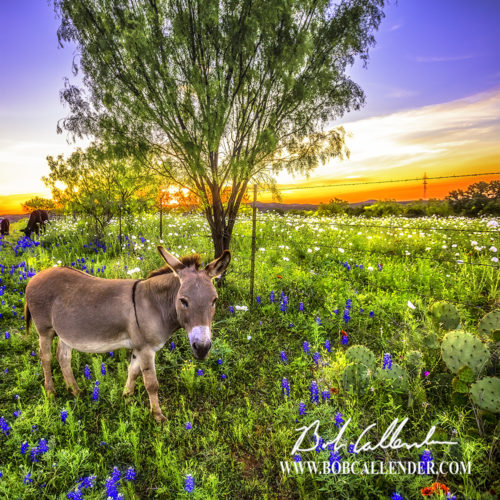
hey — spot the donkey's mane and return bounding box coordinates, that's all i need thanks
[147,254,202,278]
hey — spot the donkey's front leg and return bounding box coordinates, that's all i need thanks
[123,349,141,397]
[137,348,166,423]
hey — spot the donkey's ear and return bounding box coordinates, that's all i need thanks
[157,246,183,270]
[205,250,231,278]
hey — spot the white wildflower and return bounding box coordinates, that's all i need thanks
[407,301,416,310]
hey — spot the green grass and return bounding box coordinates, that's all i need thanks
[0,213,498,499]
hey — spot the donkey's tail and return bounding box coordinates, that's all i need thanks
[24,302,32,339]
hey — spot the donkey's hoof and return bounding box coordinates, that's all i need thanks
[154,413,167,424]
[71,387,82,398]
[45,388,56,399]
[122,389,134,398]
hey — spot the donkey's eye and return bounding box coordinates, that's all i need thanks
[212,298,218,307]
[180,298,189,308]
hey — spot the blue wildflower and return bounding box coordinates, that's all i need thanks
[341,331,349,345]
[220,374,227,380]
[315,436,324,453]
[186,422,192,430]
[105,477,119,499]
[299,302,304,311]
[21,441,29,454]
[84,365,91,380]
[270,291,275,303]
[60,410,68,423]
[92,381,100,401]
[316,316,321,325]
[321,390,330,400]
[310,381,319,404]
[170,342,175,351]
[24,473,33,485]
[280,351,287,364]
[13,410,21,418]
[184,474,195,493]
[0,417,11,436]
[256,296,261,305]
[369,311,375,318]
[281,378,290,397]
[298,402,306,416]
[108,351,114,357]
[228,306,234,314]
[197,369,203,376]
[343,309,350,324]
[293,454,301,462]
[125,467,136,481]
[383,353,392,370]
[329,450,341,472]
[419,449,433,474]
[303,341,310,355]
[391,493,404,500]
[101,363,106,376]
[78,475,96,490]
[324,339,331,352]
[348,443,358,455]
[334,412,344,428]
[217,358,223,365]
[313,352,320,365]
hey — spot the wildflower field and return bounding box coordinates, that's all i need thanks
[0,212,498,499]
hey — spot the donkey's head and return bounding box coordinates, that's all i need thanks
[155,246,231,360]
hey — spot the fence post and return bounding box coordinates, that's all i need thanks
[118,201,122,247]
[159,204,163,239]
[249,184,257,305]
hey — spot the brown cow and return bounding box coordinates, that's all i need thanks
[0,218,9,236]
[22,210,49,237]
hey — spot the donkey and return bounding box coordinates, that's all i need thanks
[22,209,49,237]
[25,246,231,422]
[0,218,9,236]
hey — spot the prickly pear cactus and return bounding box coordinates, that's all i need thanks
[451,366,476,394]
[345,345,376,369]
[430,301,460,330]
[377,363,408,393]
[441,331,489,374]
[423,331,440,349]
[406,350,423,370]
[478,310,500,341]
[470,377,500,413]
[342,364,371,394]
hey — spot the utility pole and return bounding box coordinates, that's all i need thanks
[249,184,257,305]
[423,172,428,200]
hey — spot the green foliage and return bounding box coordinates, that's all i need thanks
[478,310,500,341]
[470,377,500,413]
[405,350,423,373]
[376,363,408,393]
[21,196,57,213]
[447,181,500,216]
[342,364,371,394]
[430,301,461,330]
[441,330,490,375]
[363,200,404,217]
[53,0,385,255]
[317,198,349,215]
[345,345,376,369]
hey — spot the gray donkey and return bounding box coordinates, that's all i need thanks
[25,246,231,422]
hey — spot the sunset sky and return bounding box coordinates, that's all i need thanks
[1,0,499,213]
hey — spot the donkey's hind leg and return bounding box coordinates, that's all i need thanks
[123,349,141,397]
[38,329,56,396]
[56,339,81,397]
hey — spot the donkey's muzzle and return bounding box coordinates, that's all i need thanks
[192,340,212,360]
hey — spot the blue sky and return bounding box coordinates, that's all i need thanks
[0,0,499,208]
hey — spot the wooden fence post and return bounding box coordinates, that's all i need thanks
[249,184,257,305]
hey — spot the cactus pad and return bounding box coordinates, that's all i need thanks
[406,350,423,369]
[470,377,500,413]
[377,363,408,393]
[441,330,489,374]
[430,301,460,330]
[345,345,376,369]
[342,364,371,394]
[478,310,500,341]
[423,332,440,349]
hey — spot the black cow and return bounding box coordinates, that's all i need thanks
[22,210,49,237]
[0,218,9,236]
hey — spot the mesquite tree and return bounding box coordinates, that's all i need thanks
[54,0,385,257]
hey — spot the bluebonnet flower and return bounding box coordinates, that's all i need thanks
[369,311,375,318]
[108,351,114,357]
[346,298,352,309]
[270,291,275,303]
[280,351,287,364]
[293,454,301,462]
[32,425,37,432]
[302,341,310,355]
[92,381,100,401]
[298,402,306,416]
[125,467,136,481]
[299,302,304,311]
[5,332,10,339]
[391,493,404,500]
[348,444,358,455]
[60,410,68,423]
[324,339,331,352]
[170,342,175,351]
[197,369,204,376]
[0,416,11,436]
[67,489,84,499]
[310,381,319,403]
[228,306,234,314]
[21,441,29,454]
[329,450,341,472]
[383,353,393,370]
[0,470,3,479]
[378,263,383,271]
[105,477,119,499]
[334,412,344,428]
[333,309,339,315]
[84,365,91,380]
[13,410,21,418]
[217,358,223,365]
[341,331,349,345]
[343,309,351,324]
[281,378,290,397]
[316,316,321,325]
[315,436,324,453]
[321,390,330,400]
[280,301,287,312]
[101,363,106,376]
[186,422,192,430]
[184,473,195,492]
[111,466,121,482]
[419,449,433,474]
[24,473,33,485]
[313,352,320,365]
[78,475,96,490]
[256,296,261,305]
[220,374,227,380]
